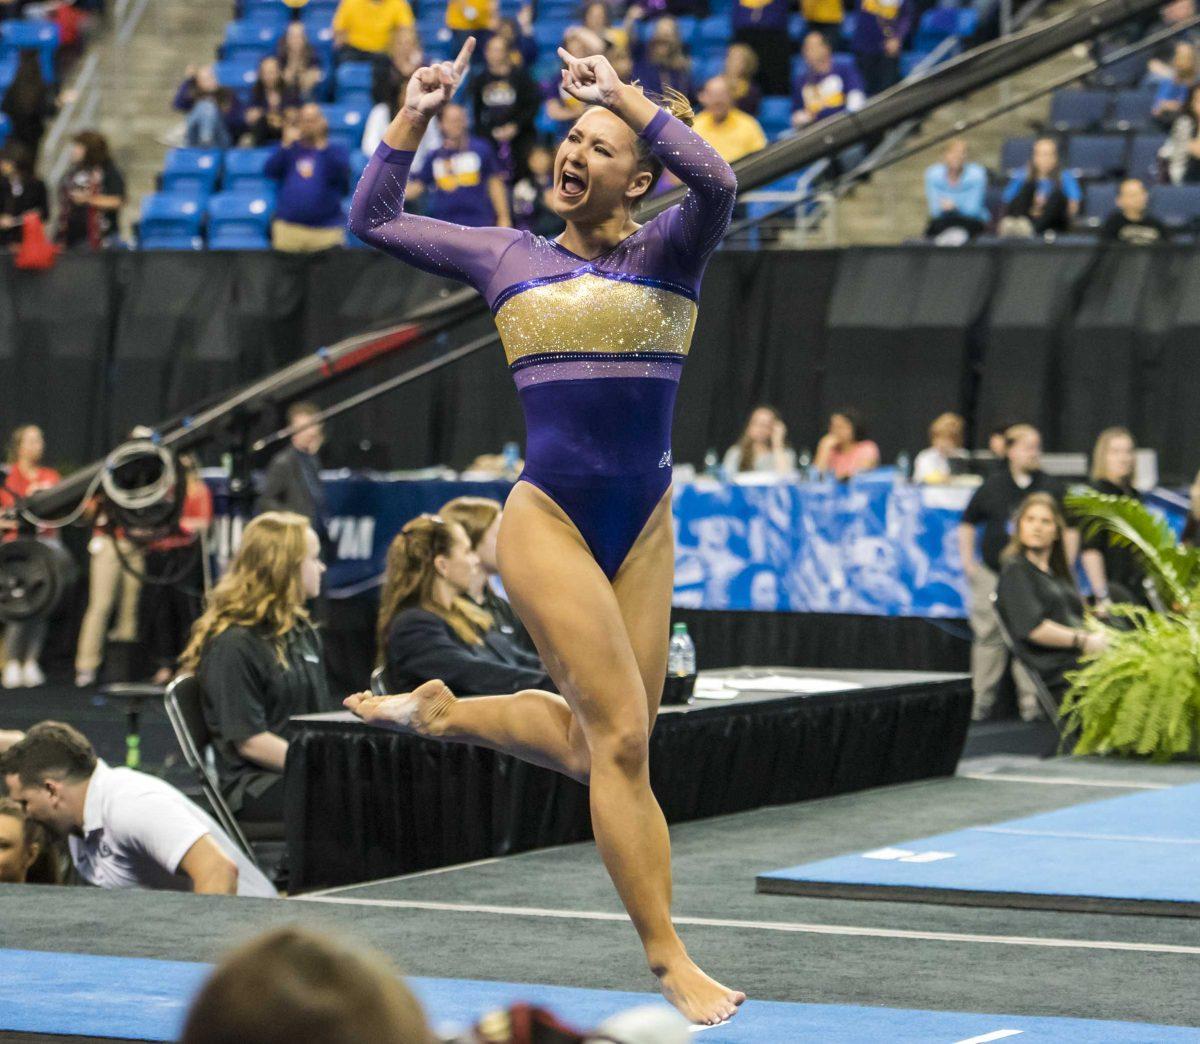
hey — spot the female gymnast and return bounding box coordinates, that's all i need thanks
[344,37,741,1024]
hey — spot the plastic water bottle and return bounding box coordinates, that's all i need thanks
[797,447,812,480]
[896,450,911,482]
[665,622,697,705]
[703,448,721,479]
[502,441,520,480]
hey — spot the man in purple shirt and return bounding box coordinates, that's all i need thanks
[265,104,351,252]
[409,103,512,228]
[851,0,911,96]
[791,32,866,130]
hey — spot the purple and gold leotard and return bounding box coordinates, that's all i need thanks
[347,108,736,579]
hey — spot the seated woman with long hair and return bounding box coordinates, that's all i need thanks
[180,511,331,823]
[996,493,1108,700]
[377,515,551,696]
[722,405,795,476]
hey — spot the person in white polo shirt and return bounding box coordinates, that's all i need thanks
[2,721,276,897]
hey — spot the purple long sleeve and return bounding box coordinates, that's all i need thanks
[638,108,737,269]
[346,143,523,292]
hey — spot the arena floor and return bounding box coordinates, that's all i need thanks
[4,754,1200,1041]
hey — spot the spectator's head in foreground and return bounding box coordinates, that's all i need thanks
[1003,492,1072,581]
[1004,423,1042,478]
[0,794,57,884]
[1116,177,1149,221]
[1,721,97,838]
[1090,426,1136,487]
[179,511,323,671]
[286,400,324,455]
[699,76,734,121]
[180,927,434,1044]
[439,496,503,583]
[927,412,965,455]
[376,514,490,662]
[802,31,833,75]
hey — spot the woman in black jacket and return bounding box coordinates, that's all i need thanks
[377,514,552,695]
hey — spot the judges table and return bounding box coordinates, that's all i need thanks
[285,667,972,892]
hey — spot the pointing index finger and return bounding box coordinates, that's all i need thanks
[453,36,475,75]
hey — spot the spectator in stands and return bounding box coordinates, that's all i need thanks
[440,495,536,654]
[1146,0,1199,82]
[813,409,880,479]
[245,57,300,147]
[1080,427,1148,610]
[0,142,48,249]
[913,412,967,483]
[0,795,57,884]
[182,512,332,824]
[542,27,605,128]
[633,17,695,101]
[958,423,1077,720]
[693,76,767,163]
[495,8,538,69]
[999,136,1080,237]
[792,32,865,130]
[722,405,796,476]
[276,22,323,102]
[583,0,632,52]
[180,928,433,1044]
[996,493,1107,699]
[410,103,511,227]
[174,64,245,149]
[376,514,552,695]
[140,456,213,686]
[802,0,845,53]
[852,0,911,97]
[1161,84,1200,184]
[55,130,124,250]
[923,138,988,241]
[370,26,421,106]
[0,424,60,689]
[468,33,541,179]
[1100,178,1170,243]
[258,401,328,543]
[730,0,792,97]
[510,142,563,237]
[1,49,53,157]
[265,103,350,253]
[2,721,276,894]
[723,43,762,118]
[332,0,415,64]
[1152,42,1196,126]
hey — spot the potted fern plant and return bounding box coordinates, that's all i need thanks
[1060,489,1200,762]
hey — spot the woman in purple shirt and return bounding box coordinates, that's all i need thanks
[345,39,742,1026]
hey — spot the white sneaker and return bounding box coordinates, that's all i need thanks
[75,670,96,688]
[22,662,45,688]
[2,662,21,689]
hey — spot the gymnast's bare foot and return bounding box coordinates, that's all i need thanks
[343,680,457,738]
[653,951,745,1026]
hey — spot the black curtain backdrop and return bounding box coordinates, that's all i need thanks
[2,244,1198,481]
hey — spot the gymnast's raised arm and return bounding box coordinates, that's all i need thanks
[346,38,521,289]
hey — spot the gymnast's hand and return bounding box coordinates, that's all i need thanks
[557,47,624,108]
[403,37,475,121]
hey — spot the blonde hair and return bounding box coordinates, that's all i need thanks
[180,512,312,670]
[376,515,492,663]
[1090,426,1134,484]
[928,412,965,447]
[438,496,501,549]
[1001,492,1074,582]
[724,42,759,79]
[181,927,433,1044]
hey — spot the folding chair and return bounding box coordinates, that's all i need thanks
[990,592,1071,753]
[163,674,282,864]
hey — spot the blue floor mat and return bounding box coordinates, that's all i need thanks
[758,782,1200,916]
[2,948,1198,1042]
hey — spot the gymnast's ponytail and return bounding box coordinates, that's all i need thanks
[633,85,694,196]
[376,515,493,664]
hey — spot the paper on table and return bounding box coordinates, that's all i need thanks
[691,674,863,700]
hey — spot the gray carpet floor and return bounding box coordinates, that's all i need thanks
[4,756,1200,1036]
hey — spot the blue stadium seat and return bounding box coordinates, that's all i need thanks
[139,193,204,246]
[1083,181,1118,227]
[759,96,794,137]
[1149,184,1200,228]
[695,54,724,85]
[698,15,728,46]
[533,19,568,53]
[1105,88,1156,132]
[301,12,336,64]
[348,148,370,185]
[1065,135,1127,179]
[336,60,372,108]
[322,103,368,153]
[161,148,223,197]
[0,54,14,92]
[788,13,807,41]
[207,191,274,249]
[241,0,290,25]
[1000,136,1034,175]
[0,20,60,81]
[1091,47,1145,90]
[222,146,276,191]
[0,112,8,148]
[214,56,261,92]
[1126,134,1166,181]
[1047,90,1111,133]
[306,0,338,20]
[222,20,283,62]
[912,8,976,54]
